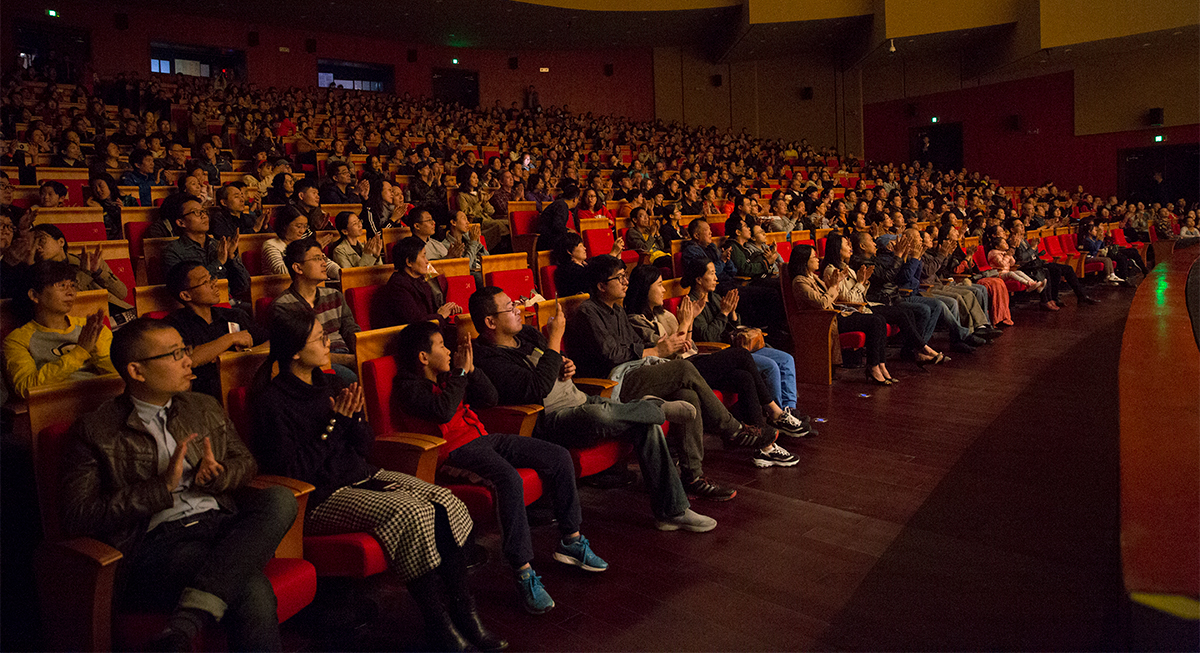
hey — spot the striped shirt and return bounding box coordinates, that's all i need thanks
[270,286,360,354]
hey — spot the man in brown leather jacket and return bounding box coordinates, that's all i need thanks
[58,318,296,651]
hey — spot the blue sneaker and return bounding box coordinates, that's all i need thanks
[553,535,609,572]
[516,567,555,614]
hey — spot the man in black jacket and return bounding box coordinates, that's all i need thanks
[470,286,716,533]
[58,318,296,651]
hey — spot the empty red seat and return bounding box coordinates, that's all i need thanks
[583,228,614,258]
[540,263,558,299]
[486,268,535,301]
[345,284,382,330]
[443,274,477,309]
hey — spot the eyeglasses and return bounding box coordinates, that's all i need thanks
[307,331,330,345]
[606,273,629,284]
[183,208,205,218]
[488,301,521,316]
[303,254,329,264]
[135,345,193,363]
[185,276,217,291]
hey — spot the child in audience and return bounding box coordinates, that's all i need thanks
[3,260,116,398]
[986,233,1045,291]
[393,321,609,615]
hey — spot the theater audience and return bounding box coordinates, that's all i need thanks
[31,223,132,318]
[330,210,385,269]
[263,205,340,279]
[161,193,250,297]
[380,236,462,327]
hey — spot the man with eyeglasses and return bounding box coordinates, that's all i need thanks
[470,287,717,533]
[161,193,250,298]
[319,161,360,205]
[57,317,297,651]
[3,260,116,398]
[565,255,775,502]
[164,261,265,399]
[380,236,463,328]
[268,237,360,382]
[402,207,450,261]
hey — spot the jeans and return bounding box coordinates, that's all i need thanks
[122,486,298,652]
[618,359,741,481]
[444,434,580,568]
[871,303,926,352]
[750,346,796,410]
[539,397,690,520]
[901,297,941,343]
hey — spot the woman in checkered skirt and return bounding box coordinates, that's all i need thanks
[251,306,507,652]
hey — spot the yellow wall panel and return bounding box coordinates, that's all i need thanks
[514,0,738,10]
[1040,0,1200,50]
[748,0,873,25]
[1074,45,1200,135]
[654,47,685,123]
[884,0,1020,38]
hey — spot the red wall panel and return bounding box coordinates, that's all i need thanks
[3,2,653,120]
[863,71,1200,197]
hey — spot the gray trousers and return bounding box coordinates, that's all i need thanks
[616,359,741,481]
[929,284,990,330]
[539,396,691,520]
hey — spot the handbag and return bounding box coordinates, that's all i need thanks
[731,326,766,352]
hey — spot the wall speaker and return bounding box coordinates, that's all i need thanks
[113,12,129,31]
[904,103,917,118]
[800,86,814,100]
[407,49,418,63]
[1148,107,1164,126]
[604,63,614,77]
[247,31,259,47]
[509,57,519,70]
[305,39,317,54]
[711,74,723,87]
[1005,114,1021,131]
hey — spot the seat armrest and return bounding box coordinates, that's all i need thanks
[695,342,730,353]
[477,404,544,438]
[249,475,316,558]
[574,377,617,398]
[373,433,447,483]
[35,537,123,652]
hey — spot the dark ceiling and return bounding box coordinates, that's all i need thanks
[136,0,743,52]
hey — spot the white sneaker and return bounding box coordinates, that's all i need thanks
[656,508,717,532]
[1107,273,1125,284]
[752,443,799,468]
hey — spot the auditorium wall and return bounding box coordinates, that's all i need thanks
[1,3,655,121]
[861,61,1200,197]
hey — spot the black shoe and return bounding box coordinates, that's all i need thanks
[1079,295,1100,305]
[146,629,192,653]
[683,476,737,501]
[449,597,509,651]
[975,328,1003,341]
[723,423,777,449]
[864,369,894,386]
[465,541,490,569]
[950,341,977,354]
[581,466,638,489]
[964,334,988,347]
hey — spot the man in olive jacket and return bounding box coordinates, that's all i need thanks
[58,318,296,651]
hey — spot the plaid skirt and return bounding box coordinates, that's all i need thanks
[306,470,473,582]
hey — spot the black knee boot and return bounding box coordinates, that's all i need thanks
[434,511,508,651]
[407,571,470,652]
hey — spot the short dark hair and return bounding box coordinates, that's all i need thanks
[327,161,350,179]
[31,223,66,244]
[559,185,580,202]
[28,259,77,294]
[584,255,624,297]
[40,180,68,198]
[111,318,177,381]
[724,214,744,237]
[468,286,505,334]
[687,218,708,238]
[292,178,319,202]
[334,210,357,233]
[128,148,153,168]
[392,236,425,269]
[165,260,206,302]
[284,237,320,277]
[551,231,584,267]
[215,184,239,205]
[159,192,202,228]
[401,207,429,229]
[396,320,441,370]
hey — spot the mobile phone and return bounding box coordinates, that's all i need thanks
[354,477,401,492]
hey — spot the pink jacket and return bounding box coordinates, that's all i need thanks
[987,249,1016,272]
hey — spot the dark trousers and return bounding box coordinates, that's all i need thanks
[444,434,580,568]
[871,303,926,353]
[123,486,297,652]
[1045,262,1086,301]
[837,312,888,367]
[539,397,690,521]
[688,347,772,427]
[619,359,741,481]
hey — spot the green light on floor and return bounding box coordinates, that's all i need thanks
[46,9,58,16]
[931,117,939,123]
[1155,135,1164,142]
[452,58,458,65]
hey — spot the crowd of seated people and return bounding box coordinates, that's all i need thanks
[2,61,1197,651]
